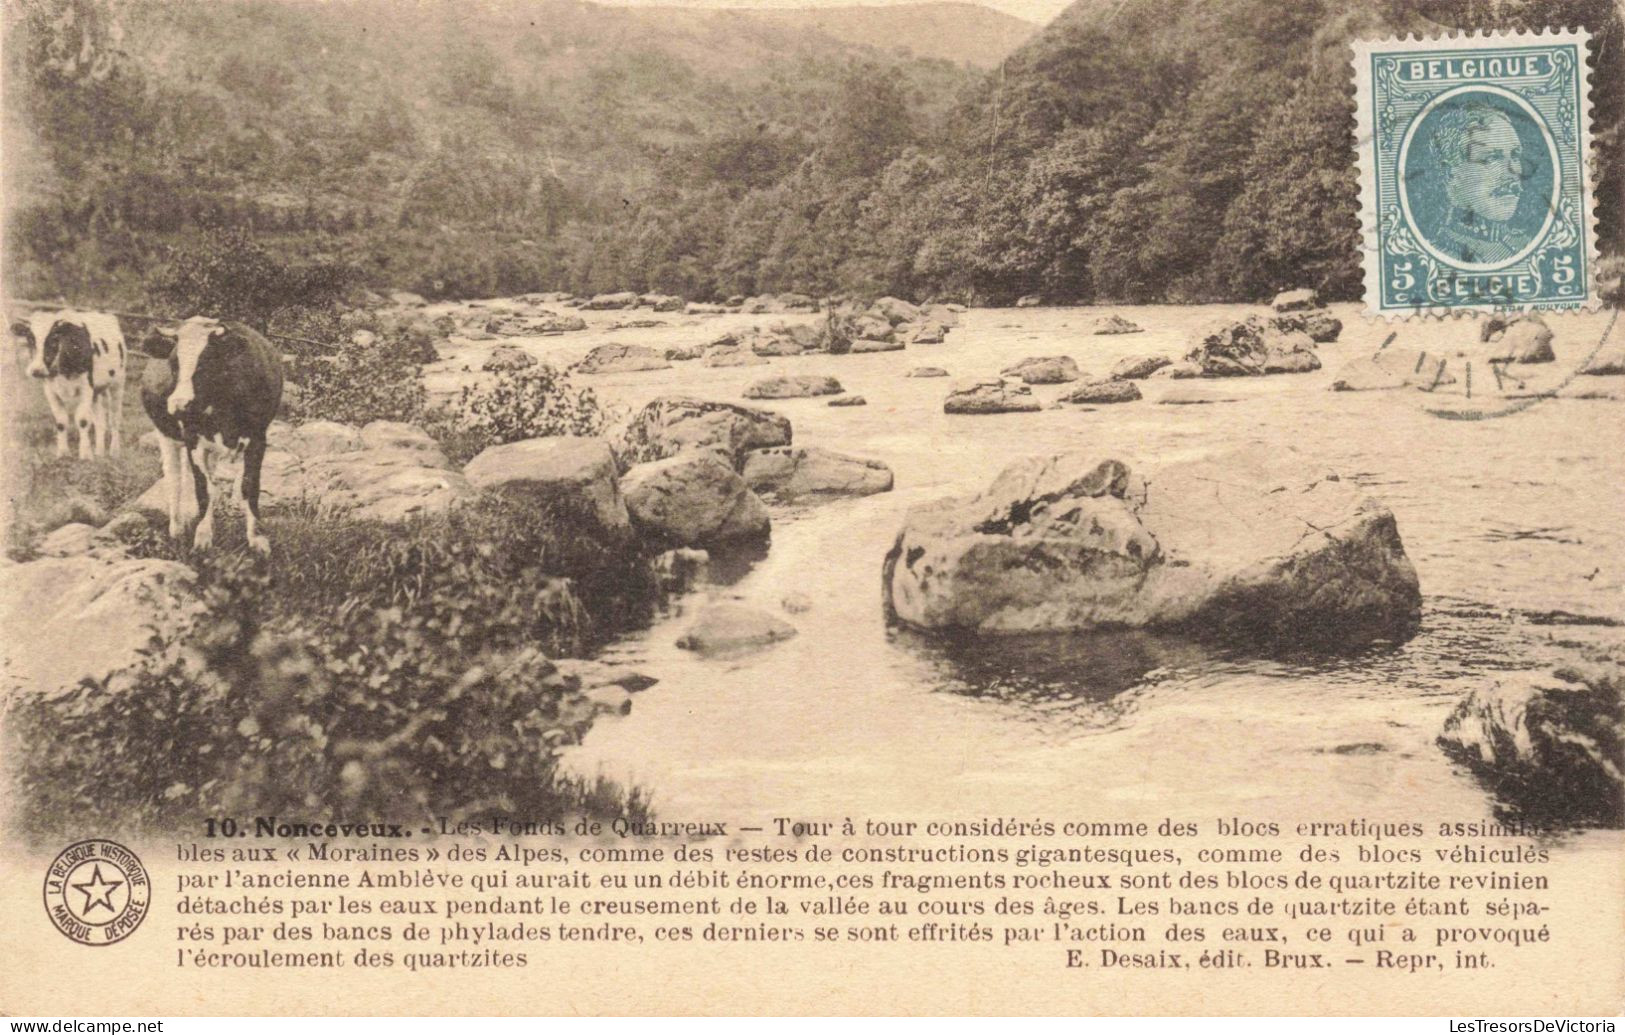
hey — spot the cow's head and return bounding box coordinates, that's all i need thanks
[15,311,92,380]
[150,316,226,415]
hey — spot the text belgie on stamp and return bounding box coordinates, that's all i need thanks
[1354,30,1599,317]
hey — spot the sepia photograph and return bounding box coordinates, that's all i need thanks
[0,0,1621,1018]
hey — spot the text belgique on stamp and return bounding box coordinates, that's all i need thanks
[1354,29,1598,317]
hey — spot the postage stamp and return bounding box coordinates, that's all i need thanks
[1353,30,1598,316]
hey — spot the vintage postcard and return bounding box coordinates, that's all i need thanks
[1,0,1621,1019]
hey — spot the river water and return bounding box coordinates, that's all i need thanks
[435,302,1623,830]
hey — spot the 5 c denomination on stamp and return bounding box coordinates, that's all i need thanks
[43,839,151,946]
[1354,30,1598,316]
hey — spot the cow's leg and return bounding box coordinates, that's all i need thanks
[105,376,124,455]
[41,382,71,457]
[187,440,215,550]
[158,435,187,539]
[73,382,97,459]
[239,436,270,555]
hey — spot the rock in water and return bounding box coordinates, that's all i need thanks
[1110,355,1170,380]
[1438,659,1623,826]
[1185,317,1270,376]
[881,446,1421,648]
[742,447,894,502]
[1002,355,1081,384]
[829,395,867,407]
[743,375,844,400]
[1330,347,1455,392]
[1261,330,1322,374]
[581,291,640,310]
[1273,310,1342,343]
[1059,380,1142,404]
[1093,315,1144,335]
[851,338,905,353]
[703,345,769,367]
[616,396,792,470]
[944,381,1042,415]
[464,436,629,531]
[576,343,671,374]
[620,452,771,546]
[1494,315,1555,364]
[482,345,537,372]
[676,604,797,653]
[1579,345,1625,375]
[1271,288,1318,312]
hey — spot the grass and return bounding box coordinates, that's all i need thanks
[1,349,163,557]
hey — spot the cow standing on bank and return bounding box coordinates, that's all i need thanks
[10,310,127,458]
[142,316,283,554]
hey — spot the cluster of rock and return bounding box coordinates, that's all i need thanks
[882,445,1422,649]
[937,289,1341,416]
[608,396,894,547]
[824,297,962,352]
[568,291,820,316]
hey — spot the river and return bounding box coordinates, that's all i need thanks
[433,301,1623,831]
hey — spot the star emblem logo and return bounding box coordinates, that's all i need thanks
[72,863,124,915]
[44,839,150,946]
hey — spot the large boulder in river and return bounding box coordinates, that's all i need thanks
[576,343,671,374]
[944,380,1041,414]
[743,374,844,399]
[1002,355,1081,384]
[1438,659,1622,826]
[464,436,629,531]
[1185,316,1271,376]
[882,446,1421,647]
[616,396,792,470]
[620,452,770,547]
[1,554,200,701]
[742,446,894,502]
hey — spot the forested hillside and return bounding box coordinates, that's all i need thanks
[4,0,1620,308]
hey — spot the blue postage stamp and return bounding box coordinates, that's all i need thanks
[1353,30,1598,316]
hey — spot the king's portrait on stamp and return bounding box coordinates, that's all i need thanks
[1355,31,1599,315]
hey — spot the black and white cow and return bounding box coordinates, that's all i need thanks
[141,316,283,554]
[9,309,127,458]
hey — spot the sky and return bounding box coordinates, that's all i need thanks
[593,0,1071,28]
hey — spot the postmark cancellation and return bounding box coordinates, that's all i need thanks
[1354,29,1599,317]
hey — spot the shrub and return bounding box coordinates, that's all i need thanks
[428,365,610,465]
[6,494,662,842]
[283,331,428,426]
[151,227,357,327]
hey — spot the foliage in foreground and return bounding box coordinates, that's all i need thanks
[4,495,661,842]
